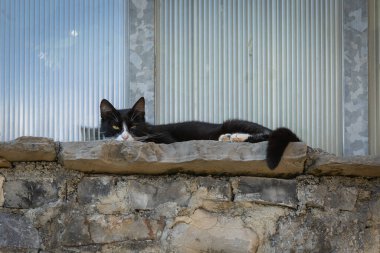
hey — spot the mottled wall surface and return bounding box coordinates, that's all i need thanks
[343,0,369,155]
[129,0,155,123]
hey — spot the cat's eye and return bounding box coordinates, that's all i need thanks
[112,125,120,130]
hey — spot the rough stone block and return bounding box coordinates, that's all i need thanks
[297,176,328,208]
[194,177,232,201]
[82,178,191,214]
[77,176,114,204]
[3,179,59,208]
[166,209,258,253]
[124,179,191,210]
[0,213,40,249]
[297,176,360,211]
[0,157,11,168]
[88,214,165,243]
[233,177,298,208]
[153,180,191,207]
[59,140,307,177]
[60,212,92,247]
[324,186,358,211]
[306,150,380,177]
[0,137,56,162]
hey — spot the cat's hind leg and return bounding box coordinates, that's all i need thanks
[218,133,251,142]
[230,133,251,142]
[218,133,232,142]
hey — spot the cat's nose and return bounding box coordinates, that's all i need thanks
[122,134,129,140]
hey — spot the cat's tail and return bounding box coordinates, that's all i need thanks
[266,127,301,170]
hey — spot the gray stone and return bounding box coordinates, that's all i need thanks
[78,176,114,204]
[0,137,56,162]
[297,176,328,209]
[269,209,370,253]
[0,213,40,249]
[59,140,307,177]
[195,177,232,201]
[298,176,360,211]
[127,180,158,210]
[125,179,191,210]
[4,179,59,209]
[92,178,191,214]
[306,150,380,177]
[233,177,298,208]
[88,214,165,243]
[324,186,358,211]
[166,209,259,253]
[154,180,191,207]
[0,157,11,168]
[60,212,92,247]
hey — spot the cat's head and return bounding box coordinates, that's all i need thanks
[100,97,145,141]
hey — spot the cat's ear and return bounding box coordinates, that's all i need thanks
[131,97,145,114]
[100,99,117,119]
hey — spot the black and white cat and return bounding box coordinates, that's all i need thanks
[100,97,300,169]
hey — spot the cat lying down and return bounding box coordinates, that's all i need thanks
[100,97,300,170]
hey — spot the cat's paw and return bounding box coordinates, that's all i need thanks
[230,133,251,142]
[218,133,232,142]
[218,133,251,142]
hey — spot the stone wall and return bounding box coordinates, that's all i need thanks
[0,137,380,252]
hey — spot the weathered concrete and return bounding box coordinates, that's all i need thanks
[59,140,307,177]
[0,137,56,162]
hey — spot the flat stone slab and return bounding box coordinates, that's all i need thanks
[306,151,380,177]
[0,137,56,162]
[59,140,307,177]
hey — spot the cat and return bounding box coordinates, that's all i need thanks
[100,97,301,170]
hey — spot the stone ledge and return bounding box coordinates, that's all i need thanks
[59,140,307,177]
[0,137,57,162]
[306,150,380,177]
[2,137,380,177]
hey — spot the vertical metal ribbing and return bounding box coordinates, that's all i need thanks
[369,0,380,155]
[158,0,344,155]
[0,0,130,141]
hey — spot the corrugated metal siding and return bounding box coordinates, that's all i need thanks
[369,0,380,155]
[157,0,343,155]
[0,0,129,141]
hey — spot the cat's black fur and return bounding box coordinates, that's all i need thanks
[100,97,301,170]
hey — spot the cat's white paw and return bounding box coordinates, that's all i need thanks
[218,133,251,142]
[218,133,232,142]
[230,133,251,142]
